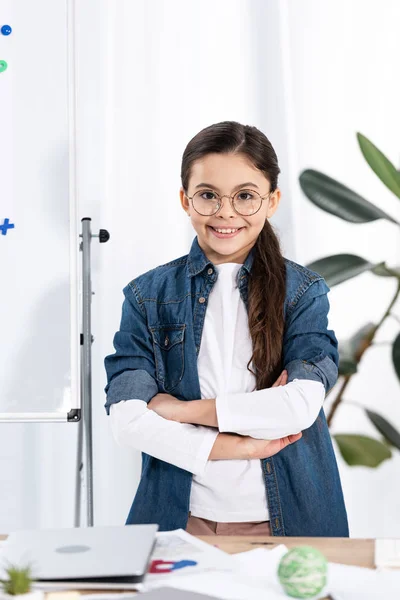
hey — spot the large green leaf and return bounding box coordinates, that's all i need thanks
[299,169,399,224]
[392,333,400,383]
[306,254,377,287]
[348,322,376,360]
[333,434,392,467]
[372,263,400,278]
[357,133,400,200]
[338,357,358,376]
[338,322,376,375]
[366,410,400,451]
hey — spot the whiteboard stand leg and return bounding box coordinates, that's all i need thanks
[74,345,84,527]
[74,408,83,527]
[77,218,110,527]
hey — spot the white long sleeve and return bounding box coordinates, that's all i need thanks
[110,399,219,476]
[216,379,325,439]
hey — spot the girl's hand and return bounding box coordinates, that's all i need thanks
[242,432,302,460]
[272,369,288,387]
[147,393,184,422]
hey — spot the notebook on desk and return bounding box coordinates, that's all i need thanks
[0,524,158,589]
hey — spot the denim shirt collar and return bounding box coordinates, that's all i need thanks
[186,236,255,279]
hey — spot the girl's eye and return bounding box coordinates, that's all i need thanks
[200,191,217,200]
[237,191,254,201]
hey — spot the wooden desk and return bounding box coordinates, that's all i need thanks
[198,535,375,569]
[0,533,377,599]
[1,534,375,568]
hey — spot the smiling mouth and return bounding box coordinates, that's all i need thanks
[208,226,244,238]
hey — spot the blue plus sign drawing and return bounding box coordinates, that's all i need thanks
[0,218,15,235]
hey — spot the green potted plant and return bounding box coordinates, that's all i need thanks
[299,133,400,468]
[0,564,42,600]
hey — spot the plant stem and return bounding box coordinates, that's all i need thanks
[327,376,351,427]
[327,279,400,426]
[374,280,400,333]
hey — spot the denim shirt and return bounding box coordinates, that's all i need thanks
[104,237,349,537]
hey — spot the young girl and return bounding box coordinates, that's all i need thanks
[104,121,349,537]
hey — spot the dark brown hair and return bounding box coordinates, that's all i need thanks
[181,121,286,390]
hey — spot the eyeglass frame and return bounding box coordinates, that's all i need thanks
[184,188,273,217]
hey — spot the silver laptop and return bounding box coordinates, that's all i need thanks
[1,524,158,588]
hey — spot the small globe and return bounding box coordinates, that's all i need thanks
[278,545,328,598]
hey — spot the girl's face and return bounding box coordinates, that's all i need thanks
[180,152,281,265]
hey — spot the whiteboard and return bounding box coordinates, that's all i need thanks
[0,0,79,419]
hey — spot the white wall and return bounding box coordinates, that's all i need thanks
[285,0,400,536]
[2,0,399,537]
[89,0,400,536]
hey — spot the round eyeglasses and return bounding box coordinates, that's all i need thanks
[185,189,272,217]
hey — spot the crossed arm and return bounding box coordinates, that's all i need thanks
[106,279,337,474]
[110,370,324,472]
[147,371,324,435]
[144,369,323,461]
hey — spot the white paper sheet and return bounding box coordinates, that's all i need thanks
[142,538,290,600]
[144,529,234,584]
[328,561,400,599]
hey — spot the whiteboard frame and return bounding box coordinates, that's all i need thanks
[0,413,78,423]
[0,0,80,423]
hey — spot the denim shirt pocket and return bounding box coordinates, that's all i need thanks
[150,324,186,392]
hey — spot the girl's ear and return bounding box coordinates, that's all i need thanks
[266,189,281,219]
[180,187,190,215]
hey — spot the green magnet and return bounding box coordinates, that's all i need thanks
[0,60,8,73]
[278,545,328,598]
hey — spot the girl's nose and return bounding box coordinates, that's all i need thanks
[216,196,236,218]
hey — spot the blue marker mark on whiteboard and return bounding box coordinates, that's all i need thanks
[0,219,15,235]
[1,25,12,36]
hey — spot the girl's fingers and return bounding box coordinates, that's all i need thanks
[272,369,288,387]
[271,373,282,387]
[260,432,302,458]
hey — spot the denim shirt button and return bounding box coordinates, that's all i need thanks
[199,297,206,303]
[207,268,213,275]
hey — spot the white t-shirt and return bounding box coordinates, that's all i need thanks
[110,263,324,522]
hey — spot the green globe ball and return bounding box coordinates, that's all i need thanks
[277,545,328,598]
